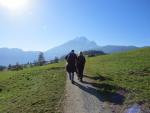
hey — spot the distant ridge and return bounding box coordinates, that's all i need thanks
[0,48,39,66]
[0,37,140,66]
[98,45,138,53]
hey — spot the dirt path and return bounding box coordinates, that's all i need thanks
[63,74,114,113]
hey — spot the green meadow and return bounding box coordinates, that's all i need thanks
[0,47,149,112]
[0,62,66,113]
[85,47,150,106]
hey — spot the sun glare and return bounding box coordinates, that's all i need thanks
[0,0,28,11]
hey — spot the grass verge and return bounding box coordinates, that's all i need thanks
[85,47,150,107]
[0,62,66,113]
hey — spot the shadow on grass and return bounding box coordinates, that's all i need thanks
[47,67,64,70]
[0,85,4,92]
[84,73,112,81]
[128,67,150,76]
[0,88,2,92]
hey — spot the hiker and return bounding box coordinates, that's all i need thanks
[76,52,86,82]
[65,50,77,84]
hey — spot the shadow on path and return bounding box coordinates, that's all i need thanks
[73,75,125,105]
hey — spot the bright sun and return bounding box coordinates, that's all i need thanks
[0,0,28,11]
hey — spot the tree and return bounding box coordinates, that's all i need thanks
[38,52,45,66]
[54,56,59,63]
[83,50,106,57]
[15,62,23,70]
[0,65,6,71]
[33,60,38,66]
[8,63,23,71]
[8,64,12,70]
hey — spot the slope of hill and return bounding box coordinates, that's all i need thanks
[0,62,66,113]
[85,47,150,107]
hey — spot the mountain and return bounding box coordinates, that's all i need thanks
[0,37,140,66]
[0,48,39,66]
[45,37,139,58]
[98,45,138,53]
[45,37,99,59]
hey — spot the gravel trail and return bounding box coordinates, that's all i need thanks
[64,74,113,113]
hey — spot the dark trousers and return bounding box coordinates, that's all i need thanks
[68,72,74,81]
[77,65,84,80]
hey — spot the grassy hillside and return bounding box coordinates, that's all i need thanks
[0,62,66,113]
[85,47,150,106]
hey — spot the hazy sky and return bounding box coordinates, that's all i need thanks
[0,0,150,51]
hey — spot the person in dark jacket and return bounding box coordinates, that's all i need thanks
[77,52,86,82]
[65,50,77,83]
